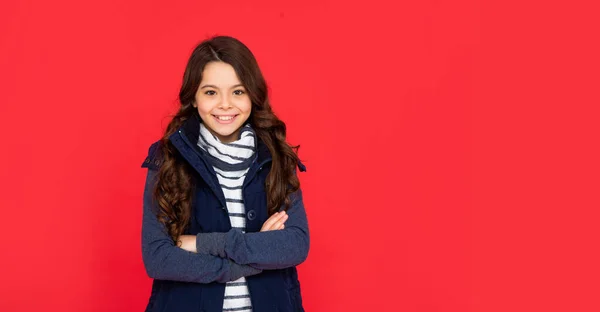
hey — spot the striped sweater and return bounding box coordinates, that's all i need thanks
[197,122,256,312]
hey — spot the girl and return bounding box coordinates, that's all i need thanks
[141,36,309,312]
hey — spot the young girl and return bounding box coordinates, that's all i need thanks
[141,36,309,312]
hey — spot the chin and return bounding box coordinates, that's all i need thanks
[208,123,242,140]
[215,129,237,138]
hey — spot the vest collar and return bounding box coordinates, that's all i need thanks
[178,112,272,166]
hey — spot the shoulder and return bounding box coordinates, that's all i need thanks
[297,159,307,172]
[141,140,164,170]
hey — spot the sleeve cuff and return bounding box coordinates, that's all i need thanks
[196,232,228,257]
[228,261,262,281]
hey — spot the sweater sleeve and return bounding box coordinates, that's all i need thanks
[141,168,262,283]
[195,187,310,270]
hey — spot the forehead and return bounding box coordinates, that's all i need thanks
[200,62,241,86]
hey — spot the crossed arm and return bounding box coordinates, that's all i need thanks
[182,185,310,270]
[176,210,288,251]
[141,168,310,283]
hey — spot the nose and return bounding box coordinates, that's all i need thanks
[218,94,233,109]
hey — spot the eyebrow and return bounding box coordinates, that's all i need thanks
[199,84,244,89]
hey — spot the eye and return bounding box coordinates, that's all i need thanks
[233,89,245,96]
[205,90,216,96]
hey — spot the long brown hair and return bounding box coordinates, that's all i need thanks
[154,36,300,244]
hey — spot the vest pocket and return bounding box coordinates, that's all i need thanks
[145,281,170,312]
[144,280,161,312]
[287,282,305,312]
[150,281,203,312]
[283,269,304,312]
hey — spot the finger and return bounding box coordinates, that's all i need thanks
[280,215,289,229]
[264,212,285,228]
[261,213,282,231]
[261,215,279,230]
[266,217,287,231]
[273,215,288,230]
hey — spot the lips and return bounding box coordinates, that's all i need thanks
[212,114,238,124]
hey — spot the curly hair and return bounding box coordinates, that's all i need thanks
[153,36,301,244]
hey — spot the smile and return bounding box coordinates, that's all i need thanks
[212,114,238,124]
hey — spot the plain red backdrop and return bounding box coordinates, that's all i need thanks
[1,0,598,311]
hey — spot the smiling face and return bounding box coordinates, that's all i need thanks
[193,61,252,143]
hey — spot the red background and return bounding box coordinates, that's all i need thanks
[1,0,598,311]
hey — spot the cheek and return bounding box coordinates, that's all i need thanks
[240,99,252,114]
[196,100,213,115]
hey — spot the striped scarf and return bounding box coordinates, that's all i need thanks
[197,122,256,312]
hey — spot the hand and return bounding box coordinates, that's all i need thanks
[260,211,288,232]
[176,235,197,253]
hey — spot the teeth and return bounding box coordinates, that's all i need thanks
[216,116,234,121]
